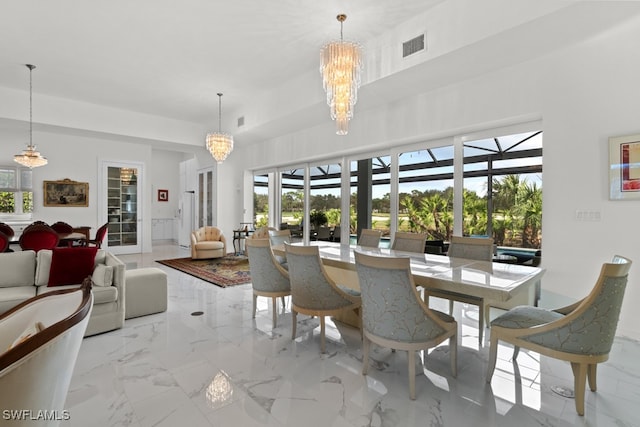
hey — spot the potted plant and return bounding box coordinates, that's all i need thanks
[309,209,328,230]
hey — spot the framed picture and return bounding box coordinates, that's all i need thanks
[609,134,640,200]
[43,179,89,207]
[158,189,168,202]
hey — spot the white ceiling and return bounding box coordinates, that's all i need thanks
[2,1,640,149]
[0,0,442,125]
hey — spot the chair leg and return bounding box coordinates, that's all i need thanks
[291,310,297,340]
[484,302,491,327]
[450,335,457,378]
[587,363,597,391]
[571,362,588,416]
[281,296,286,309]
[320,316,326,353]
[486,337,499,383]
[252,294,257,319]
[362,334,371,375]
[478,302,484,346]
[512,346,520,361]
[271,297,277,328]
[448,299,454,315]
[408,350,416,400]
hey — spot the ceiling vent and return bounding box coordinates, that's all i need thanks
[237,116,245,127]
[402,33,426,58]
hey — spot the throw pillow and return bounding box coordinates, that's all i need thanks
[48,247,98,287]
[92,264,114,287]
[9,321,45,350]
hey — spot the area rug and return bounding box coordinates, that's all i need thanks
[156,255,251,288]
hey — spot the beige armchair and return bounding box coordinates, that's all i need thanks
[191,226,226,259]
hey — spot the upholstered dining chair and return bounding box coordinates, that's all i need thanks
[269,229,291,268]
[425,235,493,346]
[391,232,427,253]
[51,221,75,247]
[251,226,276,240]
[358,229,382,248]
[269,229,291,247]
[83,222,109,249]
[0,231,9,253]
[285,243,361,353]
[245,238,290,328]
[486,255,632,416]
[0,222,15,252]
[22,220,48,233]
[0,278,93,426]
[18,224,59,253]
[355,251,457,399]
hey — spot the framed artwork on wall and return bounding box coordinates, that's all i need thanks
[158,189,168,202]
[609,134,640,200]
[43,179,89,207]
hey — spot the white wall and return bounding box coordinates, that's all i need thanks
[150,149,182,220]
[1,131,185,253]
[221,15,640,340]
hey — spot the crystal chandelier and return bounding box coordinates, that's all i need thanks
[14,64,48,168]
[320,14,363,135]
[206,93,234,164]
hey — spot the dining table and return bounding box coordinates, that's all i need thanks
[275,241,546,329]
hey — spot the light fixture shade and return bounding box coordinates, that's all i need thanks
[320,15,363,135]
[206,132,234,164]
[14,144,48,168]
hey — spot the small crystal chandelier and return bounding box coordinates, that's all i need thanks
[320,14,363,135]
[206,93,234,164]
[14,64,48,168]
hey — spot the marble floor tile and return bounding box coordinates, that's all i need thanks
[59,244,640,427]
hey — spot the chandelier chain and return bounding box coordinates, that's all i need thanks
[29,64,33,147]
[217,93,223,132]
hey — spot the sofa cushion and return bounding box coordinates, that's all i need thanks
[48,247,98,287]
[36,249,107,286]
[92,264,113,287]
[35,250,53,286]
[0,251,36,288]
[36,283,118,305]
[194,241,225,250]
[0,286,37,313]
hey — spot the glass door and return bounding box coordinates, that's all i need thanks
[197,167,214,227]
[102,161,143,254]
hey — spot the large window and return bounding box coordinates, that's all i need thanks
[280,168,304,230]
[463,131,542,248]
[350,156,391,238]
[397,146,454,240]
[253,174,269,227]
[0,166,33,215]
[250,124,542,254]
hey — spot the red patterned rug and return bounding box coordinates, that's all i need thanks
[156,255,251,288]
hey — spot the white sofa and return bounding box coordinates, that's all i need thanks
[0,249,125,336]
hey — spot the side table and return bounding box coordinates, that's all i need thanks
[233,229,251,255]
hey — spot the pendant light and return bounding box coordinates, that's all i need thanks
[205,93,234,164]
[14,64,48,168]
[320,14,363,135]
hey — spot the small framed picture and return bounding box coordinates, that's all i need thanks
[158,189,169,202]
[609,134,640,200]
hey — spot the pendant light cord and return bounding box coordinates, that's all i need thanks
[28,64,34,148]
[217,93,223,132]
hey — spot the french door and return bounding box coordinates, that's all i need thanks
[100,160,144,254]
